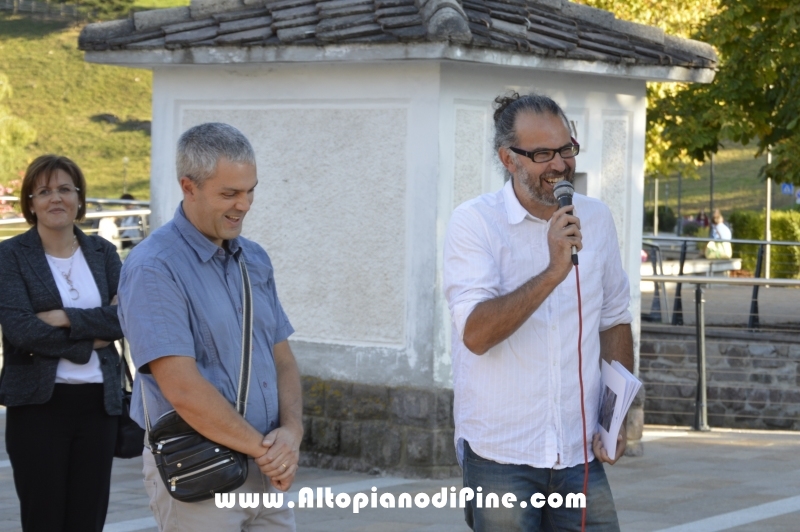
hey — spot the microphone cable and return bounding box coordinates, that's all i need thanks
[575,262,589,532]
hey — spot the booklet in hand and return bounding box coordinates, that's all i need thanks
[598,360,642,461]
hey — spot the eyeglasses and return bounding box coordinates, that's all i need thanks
[508,142,580,163]
[29,185,80,200]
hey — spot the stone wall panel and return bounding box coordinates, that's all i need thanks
[642,332,800,431]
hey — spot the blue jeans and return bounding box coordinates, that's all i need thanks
[462,441,620,532]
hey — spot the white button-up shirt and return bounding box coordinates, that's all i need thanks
[444,180,632,469]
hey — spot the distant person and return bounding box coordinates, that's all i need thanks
[0,155,124,532]
[706,209,732,259]
[97,215,120,248]
[118,193,143,249]
[695,209,709,228]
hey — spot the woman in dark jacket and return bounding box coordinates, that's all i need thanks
[0,155,124,532]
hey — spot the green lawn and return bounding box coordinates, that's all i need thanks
[0,13,152,199]
[644,144,797,221]
[133,0,189,8]
[0,2,190,201]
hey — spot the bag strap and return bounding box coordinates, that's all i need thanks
[236,259,253,416]
[120,340,135,390]
[141,255,255,432]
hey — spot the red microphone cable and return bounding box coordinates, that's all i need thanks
[575,263,589,532]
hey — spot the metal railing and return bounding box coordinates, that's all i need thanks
[0,0,84,20]
[0,196,150,248]
[641,274,800,432]
[642,235,800,329]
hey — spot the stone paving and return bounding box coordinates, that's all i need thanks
[1,413,798,531]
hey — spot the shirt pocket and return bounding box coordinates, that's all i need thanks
[195,316,222,369]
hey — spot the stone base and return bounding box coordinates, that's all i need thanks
[640,327,800,430]
[624,389,646,457]
[300,376,645,477]
[300,377,460,478]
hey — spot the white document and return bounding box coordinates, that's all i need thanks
[598,360,642,461]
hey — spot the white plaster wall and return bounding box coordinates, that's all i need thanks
[436,62,646,385]
[181,106,408,346]
[150,63,441,387]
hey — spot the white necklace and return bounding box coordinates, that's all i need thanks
[53,236,80,300]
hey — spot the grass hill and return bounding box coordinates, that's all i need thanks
[0,1,190,200]
[0,13,151,198]
[644,144,798,224]
[134,0,189,8]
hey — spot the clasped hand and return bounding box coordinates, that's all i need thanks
[254,425,302,491]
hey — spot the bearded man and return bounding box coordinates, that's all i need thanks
[443,92,633,532]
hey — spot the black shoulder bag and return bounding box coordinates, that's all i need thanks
[142,259,253,502]
[114,341,146,458]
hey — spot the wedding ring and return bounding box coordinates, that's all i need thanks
[281,463,287,471]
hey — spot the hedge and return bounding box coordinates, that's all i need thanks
[728,210,800,279]
[644,206,677,233]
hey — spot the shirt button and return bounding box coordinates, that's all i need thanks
[262,381,268,388]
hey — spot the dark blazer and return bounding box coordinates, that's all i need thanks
[0,226,124,415]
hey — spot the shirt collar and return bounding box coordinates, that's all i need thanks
[173,203,242,263]
[503,179,532,225]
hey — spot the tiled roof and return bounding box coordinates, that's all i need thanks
[78,0,717,70]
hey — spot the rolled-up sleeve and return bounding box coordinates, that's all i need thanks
[443,207,500,340]
[599,209,633,331]
[117,262,196,373]
[271,278,294,345]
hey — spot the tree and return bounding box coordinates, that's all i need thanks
[0,73,37,191]
[576,0,719,178]
[662,0,800,184]
[579,0,800,183]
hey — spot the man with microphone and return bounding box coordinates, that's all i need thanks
[443,92,633,531]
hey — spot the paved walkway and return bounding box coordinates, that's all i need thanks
[0,414,798,531]
[641,283,800,329]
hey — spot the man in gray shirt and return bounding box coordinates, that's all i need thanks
[118,123,302,531]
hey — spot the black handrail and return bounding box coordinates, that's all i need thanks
[643,236,800,329]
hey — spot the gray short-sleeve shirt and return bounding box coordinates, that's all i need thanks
[118,204,293,434]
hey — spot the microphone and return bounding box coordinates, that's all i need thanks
[553,181,578,265]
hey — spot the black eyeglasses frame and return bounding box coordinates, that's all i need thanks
[508,142,581,164]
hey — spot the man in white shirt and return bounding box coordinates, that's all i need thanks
[443,92,633,532]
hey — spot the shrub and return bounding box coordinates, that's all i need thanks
[681,220,701,236]
[644,206,677,233]
[728,210,800,278]
[770,211,800,279]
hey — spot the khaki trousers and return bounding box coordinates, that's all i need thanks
[143,448,296,532]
